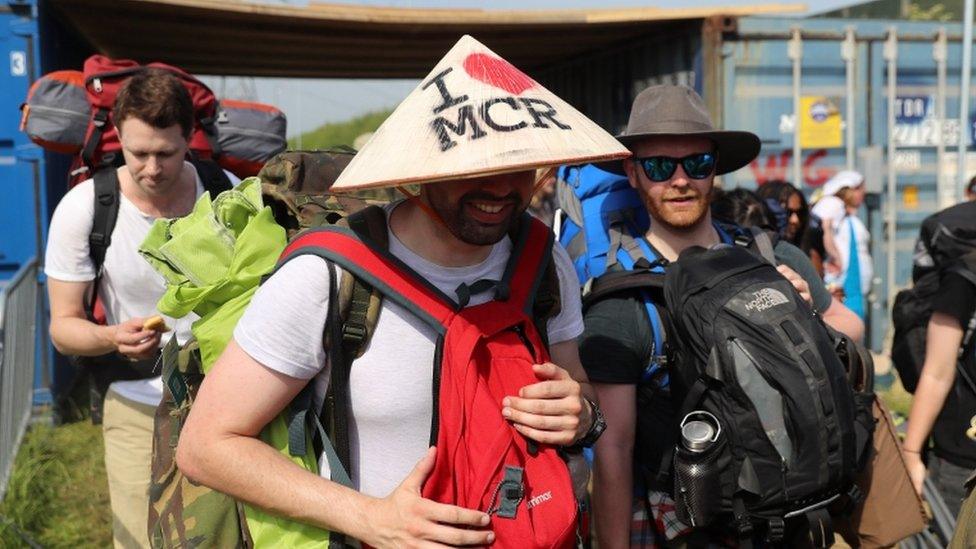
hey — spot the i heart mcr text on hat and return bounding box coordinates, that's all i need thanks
[422,60,572,152]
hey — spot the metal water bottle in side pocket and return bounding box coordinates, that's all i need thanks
[673,411,724,527]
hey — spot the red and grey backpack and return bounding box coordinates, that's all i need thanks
[20,55,286,184]
[277,206,578,548]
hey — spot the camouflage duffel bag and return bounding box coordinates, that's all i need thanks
[148,338,250,548]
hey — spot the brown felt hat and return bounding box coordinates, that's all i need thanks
[602,84,760,175]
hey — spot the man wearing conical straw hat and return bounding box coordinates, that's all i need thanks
[178,35,627,546]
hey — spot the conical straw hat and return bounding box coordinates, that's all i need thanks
[332,35,630,192]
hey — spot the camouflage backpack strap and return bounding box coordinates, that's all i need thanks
[315,204,388,469]
[337,204,388,358]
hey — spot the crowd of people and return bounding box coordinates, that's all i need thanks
[41,35,976,549]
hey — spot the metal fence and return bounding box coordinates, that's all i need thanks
[0,258,38,501]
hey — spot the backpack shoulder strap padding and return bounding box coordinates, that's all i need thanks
[501,213,557,314]
[86,167,120,318]
[581,269,665,311]
[90,166,120,273]
[532,259,561,350]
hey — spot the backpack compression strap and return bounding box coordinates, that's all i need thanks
[81,108,111,170]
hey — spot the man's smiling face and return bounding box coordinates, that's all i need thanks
[422,170,536,246]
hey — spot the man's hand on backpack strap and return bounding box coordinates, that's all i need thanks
[364,447,494,548]
[776,265,813,307]
[110,317,162,360]
[502,362,592,446]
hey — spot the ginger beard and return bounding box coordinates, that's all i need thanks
[639,182,712,230]
[422,171,534,246]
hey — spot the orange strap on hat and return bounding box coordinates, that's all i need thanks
[396,186,447,227]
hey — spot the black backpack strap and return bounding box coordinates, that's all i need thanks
[81,108,111,169]
[199,113,222,158]
[581,269,665,312]
[86,167,121,318]
[188,156,233,196]
[531,261,561,351]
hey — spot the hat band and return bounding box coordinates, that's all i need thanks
[625,119,715,135]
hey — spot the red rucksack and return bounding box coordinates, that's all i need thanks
[279,209,578,548]
[71,55,220,184]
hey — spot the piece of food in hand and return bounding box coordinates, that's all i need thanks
[142,315,170,332]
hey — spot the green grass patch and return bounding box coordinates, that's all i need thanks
[879,377,913,418]
[289,109,392,150]
[0,421,111,548]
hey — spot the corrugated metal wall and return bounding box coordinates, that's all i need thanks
[722,17,976,350]
[535,21,702,135]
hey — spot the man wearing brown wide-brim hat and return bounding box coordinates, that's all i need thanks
[580,84,836,548]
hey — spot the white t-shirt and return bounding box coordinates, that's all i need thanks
[45,162,239,406]
[234,203,584,498]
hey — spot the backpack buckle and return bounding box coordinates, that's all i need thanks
[732,498,753,539]
[765,517,785,543]
[488,466,524,519]
[92,108,109,127]
[341,323,368,347]
[840,484,863,514]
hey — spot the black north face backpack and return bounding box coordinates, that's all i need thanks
[663,243,874,547]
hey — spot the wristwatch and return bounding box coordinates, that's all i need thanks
[573,397,606,448]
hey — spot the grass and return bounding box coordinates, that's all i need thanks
[288,108,392,150]
[0,421,111,548]
[879,376,914,418]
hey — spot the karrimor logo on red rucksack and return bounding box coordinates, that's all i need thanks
[280,213,578,549]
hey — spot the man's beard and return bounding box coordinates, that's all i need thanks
[642,188,711,231]
[427,190,525,246]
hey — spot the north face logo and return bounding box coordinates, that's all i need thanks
[744,288,790,312]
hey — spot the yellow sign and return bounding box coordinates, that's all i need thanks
[799,96,843,149]
[903,185,919,210]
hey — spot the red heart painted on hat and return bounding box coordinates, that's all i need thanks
[463,53,535,95]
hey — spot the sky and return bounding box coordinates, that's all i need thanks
[203,0,865,139]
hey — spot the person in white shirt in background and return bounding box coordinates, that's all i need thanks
[811,170,872,319]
